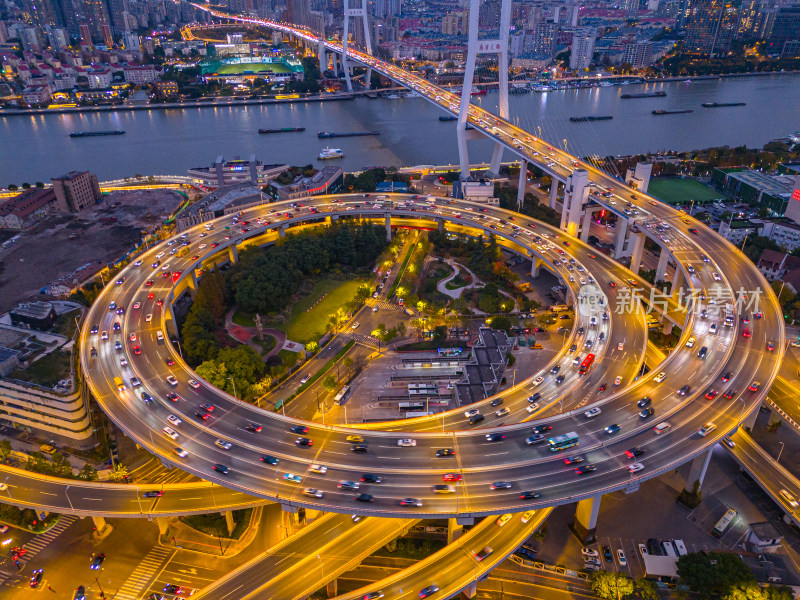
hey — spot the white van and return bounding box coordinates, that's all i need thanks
[156,331,164,343]
[654,422,671,434]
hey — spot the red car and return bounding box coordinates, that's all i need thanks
[156,299,164,306]
[742,328,751,338]
[766,341,775,351]
[148,292,155,299]
[145,280,154,286]
[749,381,760,392]
[133,346,142,355]
[609,281,616,288]
[164,358,175,366]
[704,390,718,400]
[443,473,462,482]
[689,228,699,234]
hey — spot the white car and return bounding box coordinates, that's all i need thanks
[464,408,481,419]
[309,464,327,474]
[397,439,416,447]
[166,376,178,387]
[698,422,716,437]
[173,447,189,458]
[167,414,182,427]
[628,462,644,473]
[495,407,510,417]
[215,439,233,450]
[532,376,545,386]
[638,543,648,556]
[119,357,128,367]
[685,336,696,348]
[162,426,179,440]
[617,549,627,566]
[521,510,535,523]
[351,322,360,329]
[584,407,602,419]
[654,372,666,383]
[372,306,379,312]
[188,379,200,389]
[303,488,324,498]
[145,314,153,322]
[617,342,624,351]
[581,547,599,558]
[526,403,540,413]
[614,376,623,386]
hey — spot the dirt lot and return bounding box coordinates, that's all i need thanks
[0,189,184,312]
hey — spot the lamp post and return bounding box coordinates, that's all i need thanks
[777,441,785,463]
[227,377,237,399]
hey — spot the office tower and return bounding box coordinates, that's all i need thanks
[531,20,557,57]
[767,6,800,57]
[623,40,654,67]
[570,27,595,69]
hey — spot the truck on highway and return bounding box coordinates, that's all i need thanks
[549,304,570,313]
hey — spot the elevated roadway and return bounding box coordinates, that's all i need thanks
[79,192,782,519]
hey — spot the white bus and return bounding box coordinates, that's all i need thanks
[333,385,351,405]
[713,508,738,537]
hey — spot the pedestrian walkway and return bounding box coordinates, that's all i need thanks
[0,515,77,586]
[112,546,174,600]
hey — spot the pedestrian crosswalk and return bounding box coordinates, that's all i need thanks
[0,515,77,586]
[113,546,174,600]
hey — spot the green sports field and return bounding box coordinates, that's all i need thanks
[648,178,725,205]
[214,62,291,75]
[286,278,367,344]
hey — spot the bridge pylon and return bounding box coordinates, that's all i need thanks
[457,0,511,180]
[342,0,373,92]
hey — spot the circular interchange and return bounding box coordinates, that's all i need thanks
[80,189,783,519]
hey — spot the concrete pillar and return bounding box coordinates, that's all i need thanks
[517,161,528,208]
[629,232,646,274]
[565,169,589,237]
[531,257,543,278]
[549,180,559,210]
[164,304,178,339]
[613,219,629,259]
[92,516,109,534]
[684,447,713,493]
[224,511,235,535]
[281,503,299,513]
[438,219,444,232]
[655,249,670,283]
[325,215,333,225]
[156,517,169,535]
[742,407,760,430]
[571,494,601,544]
[768,409,783,427]
[385,214,392,241]
[326,579,338,598]
[228,245,238,263]
[462,581,477,598]
[318,36,326,74]
[662,319,673,336]
[448,517,464,543]
[580,207,597,243]
[671,268,684,298]
[187,270,198,291]
[279,226,286,238]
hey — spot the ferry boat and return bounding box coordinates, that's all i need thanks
[621,91,666,99]
[701,102,746,108]
[69,130,125,137]
[318,147,344,160]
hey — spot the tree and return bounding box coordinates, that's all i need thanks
[195,345,266,401]
[322,375,337,391]
[590,570,635,600]
[109,463,129,483]
[676,552,755,599]
[490,315,512,333]
[634,578,659,600]
[0,439,11,463]
[432,325,448,343]
[397,322,406,337]
[79,463,98,481]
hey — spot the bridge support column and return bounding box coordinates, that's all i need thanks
[187,270,198,292]
[671,268,684,298]
[613,219,629,259]
[580,206,600,243]
[318,36,326,74]
[332,53,339,76]
[462,581,477,598]
[281,503,299,514]
[447,518,464,543]
[662,319,673,336]
[92,516,112,537]
[228,245,238,264]
[684,447,713,493]
[155,517,169,536]
[629,233,646,274]
[517,161,528,209]
[164,304,178,339]
[549,180,560,210]
[279,226,286,238]
[571,494,601,544]
[655,249,670,283]
[742,407,760,429]
[326,579,338,598]
[385,214,392,241]
[768,409,783,428]
[531,258,543,278]
[342,0,373,92]
[564,169,589,237]
[223,511,235,536]
[437,218,444,232]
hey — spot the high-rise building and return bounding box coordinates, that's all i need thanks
[51,171,101,213]
[122,30,140,51]
[570,27,595,70]
[684,0,738,55]
[442,11,469,36]
[622,40,654,67]
[737,0,762,37]
[82,0,112,44]
[767,6,800,57]
[531,20,558,57]
[287,0,312,27]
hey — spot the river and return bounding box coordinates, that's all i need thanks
[2,73,799,185]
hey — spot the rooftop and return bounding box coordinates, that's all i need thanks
[0,187,55,218]
[726,169,795,197]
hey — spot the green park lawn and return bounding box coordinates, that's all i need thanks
[216,62,291,75]
[648,178,725,206]
[286,278,367,343]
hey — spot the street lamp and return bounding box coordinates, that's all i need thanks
[227,377,237,399]
[777,441,785,463]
